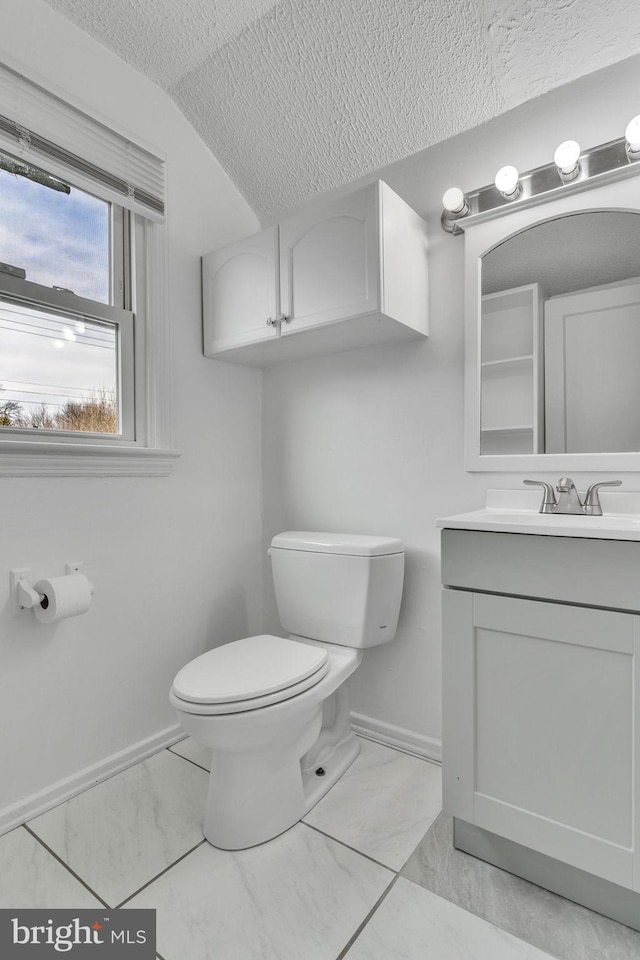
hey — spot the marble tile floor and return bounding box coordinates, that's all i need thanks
[0,736,636,960]
[401,813,640,960]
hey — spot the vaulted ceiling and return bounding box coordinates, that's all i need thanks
[44,0,640,220]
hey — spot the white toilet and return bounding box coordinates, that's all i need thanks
[170,531,404,850]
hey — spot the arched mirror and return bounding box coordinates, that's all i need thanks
[464,177,640,471]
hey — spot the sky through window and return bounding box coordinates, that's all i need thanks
[0,160,118,433]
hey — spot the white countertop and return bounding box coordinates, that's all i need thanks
[436,489,640,541]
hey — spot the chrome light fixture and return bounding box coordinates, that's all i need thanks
[441,113,640,234]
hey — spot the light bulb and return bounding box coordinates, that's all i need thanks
[625,115,640,156]
[442,187,467,215]
[494,165,520,199]
[553,140,581,176]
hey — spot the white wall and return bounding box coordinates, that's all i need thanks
[0,0,263,827]
[261,53,640,759]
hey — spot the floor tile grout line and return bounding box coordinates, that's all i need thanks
[395,812,442,876]
[166,745,211,774]
[335,873,400,960]
[115,839,208,907]
[22,824,111,909]
[300,821,398,875]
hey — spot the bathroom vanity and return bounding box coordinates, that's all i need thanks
[438,492,640,931]
[438,128,640,930]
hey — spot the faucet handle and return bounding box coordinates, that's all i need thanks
[583,480,622,516]
[523,480,558,514]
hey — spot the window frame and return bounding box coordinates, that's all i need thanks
[0,184,137,444]
[0,224,177,475]
[0,137,177,476]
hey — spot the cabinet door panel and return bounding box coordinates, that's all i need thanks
[475,622,632,846]
[202,226,278,353]
[442,588,639,889]
[279,185,380,334]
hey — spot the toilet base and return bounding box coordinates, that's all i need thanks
[204,727,361,850]
[301,728,360,813]
[200,684,361,850]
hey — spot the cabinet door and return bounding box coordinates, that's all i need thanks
[202,226,279,355]
[443,589,640,891]
[278,184,381,336]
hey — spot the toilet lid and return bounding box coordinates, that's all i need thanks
[172,634,329,705]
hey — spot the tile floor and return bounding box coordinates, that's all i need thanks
[0,736,638,960]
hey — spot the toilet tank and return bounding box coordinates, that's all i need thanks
[269,531,404,648]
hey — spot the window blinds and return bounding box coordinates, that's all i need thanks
[0,61,165,221]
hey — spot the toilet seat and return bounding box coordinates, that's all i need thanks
[170,634,329,715]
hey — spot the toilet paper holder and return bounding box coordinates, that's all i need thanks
[15,574,44,611]
[10,562,91,617]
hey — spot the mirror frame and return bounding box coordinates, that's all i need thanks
[464,175,640,472]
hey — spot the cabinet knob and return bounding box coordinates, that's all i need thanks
[266,317,276,326]
[279,313,291,324]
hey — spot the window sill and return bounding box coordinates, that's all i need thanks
[0,439,181,477]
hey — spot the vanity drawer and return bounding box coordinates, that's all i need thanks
[441,529,640,612]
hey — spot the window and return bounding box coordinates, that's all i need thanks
[0,60,176,475]
[0,151,131,438]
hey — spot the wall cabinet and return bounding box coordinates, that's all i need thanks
[480,283,544,455]
[202,181,428,366]
[441,529,640,922]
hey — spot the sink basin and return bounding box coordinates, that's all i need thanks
[436,490,640,541]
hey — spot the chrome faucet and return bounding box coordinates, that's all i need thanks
[554,477,585,515]
[524,478,622,515]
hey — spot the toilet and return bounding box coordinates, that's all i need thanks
[170,531,404,850]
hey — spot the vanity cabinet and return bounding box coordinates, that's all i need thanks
[441,529,640,901]
[480,284,544,455]
[202,181,428,366]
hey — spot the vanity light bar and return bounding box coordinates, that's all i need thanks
[441,118,640,235]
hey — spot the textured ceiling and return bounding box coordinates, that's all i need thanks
[43,0,640,220]
[483,212,640,297]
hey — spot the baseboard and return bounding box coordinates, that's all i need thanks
[0,724,185,837]
[350,712,442,763]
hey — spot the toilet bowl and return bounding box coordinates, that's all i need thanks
[170,531,404,850]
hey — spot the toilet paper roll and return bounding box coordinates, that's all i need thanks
[33,573,93,624]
